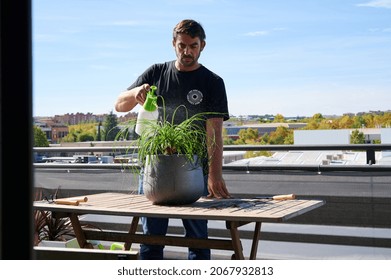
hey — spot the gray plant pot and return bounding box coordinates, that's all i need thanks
[143,154,205,205]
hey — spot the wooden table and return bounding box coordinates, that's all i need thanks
[33,192,325,260]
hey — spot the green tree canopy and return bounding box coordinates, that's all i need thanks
[350,129,365,144]
[61,123,96,142]
[269,126,292,145]
[234,128,259,144]
[78,133,95,142]
[33,126,49,147]
[103,111,120,141]
[273,114,285,123]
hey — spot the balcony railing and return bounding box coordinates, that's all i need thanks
[34,143,391,172]
[33,143,391,258]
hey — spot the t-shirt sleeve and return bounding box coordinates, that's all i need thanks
[206,76,230,121]
[126,65,156,90]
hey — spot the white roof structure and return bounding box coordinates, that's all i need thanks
[225,150,390,166]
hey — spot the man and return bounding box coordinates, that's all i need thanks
[115,19,231,260]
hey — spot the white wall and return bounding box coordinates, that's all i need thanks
[380,128,391,143]
[381,128,391,158]
[294,129,351,145]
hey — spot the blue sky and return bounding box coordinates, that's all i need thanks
[32,0,391,118]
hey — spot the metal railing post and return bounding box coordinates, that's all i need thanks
[366,149,376,165]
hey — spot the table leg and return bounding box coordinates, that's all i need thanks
[227,221,244,260]
[124,216,139,250]
[249,222,262,260]
[69,213,93,249]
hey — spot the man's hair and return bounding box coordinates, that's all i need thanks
[173,19,206,41]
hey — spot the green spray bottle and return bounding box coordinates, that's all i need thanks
[135,85,158,136]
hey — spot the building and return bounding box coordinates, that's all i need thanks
[224,122,307,140]
[34,118,69,144]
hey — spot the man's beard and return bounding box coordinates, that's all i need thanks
[179,54,198,67]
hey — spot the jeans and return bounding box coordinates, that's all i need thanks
[138,169,211,260]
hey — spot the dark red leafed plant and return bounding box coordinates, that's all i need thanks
[34,187,101,246]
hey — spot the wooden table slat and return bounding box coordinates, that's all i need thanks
[33,192,325,260]
[34,192,324,223]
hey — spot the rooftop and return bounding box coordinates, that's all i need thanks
[225,150,391,166]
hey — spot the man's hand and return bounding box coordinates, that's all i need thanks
[115,83,150,112]
[135,84,150,105]
[207,176,231,199]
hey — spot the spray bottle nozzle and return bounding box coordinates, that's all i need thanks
[143,85,157,112]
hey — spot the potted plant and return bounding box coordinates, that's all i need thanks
[34,188,76,246]
[117,104,216,205]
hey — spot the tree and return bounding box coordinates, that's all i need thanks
[61,123,96,142]
[234,128,259,144]
[283,133,294,144]
[269,126,291,145]
[103,111,120,141]
[78,133,95,142]
[303,113,325,130]
[352,115,365,129]
[338,115,354,129]
[260,133,269,144]
[61,132,77,142]
[273,114,285,123]
[96,121,102,141]
[312,113,324,122]
[33,126,49,147]
[350,129,365,144]
[362,114,375,128]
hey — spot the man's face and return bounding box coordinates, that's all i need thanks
[173,33,205,71]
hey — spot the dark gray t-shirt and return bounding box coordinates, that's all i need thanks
[127,60,229,126]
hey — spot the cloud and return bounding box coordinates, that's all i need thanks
[357,0,391,8]
[243,31,269,37]
[369,27,391,32]
[243,27,286,37]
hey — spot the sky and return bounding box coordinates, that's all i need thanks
[32,0,391,118]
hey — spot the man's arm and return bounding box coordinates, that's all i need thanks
[206,117,231,199]
[114,84,150,112]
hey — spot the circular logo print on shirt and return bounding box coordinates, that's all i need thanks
[187,89,203,105]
